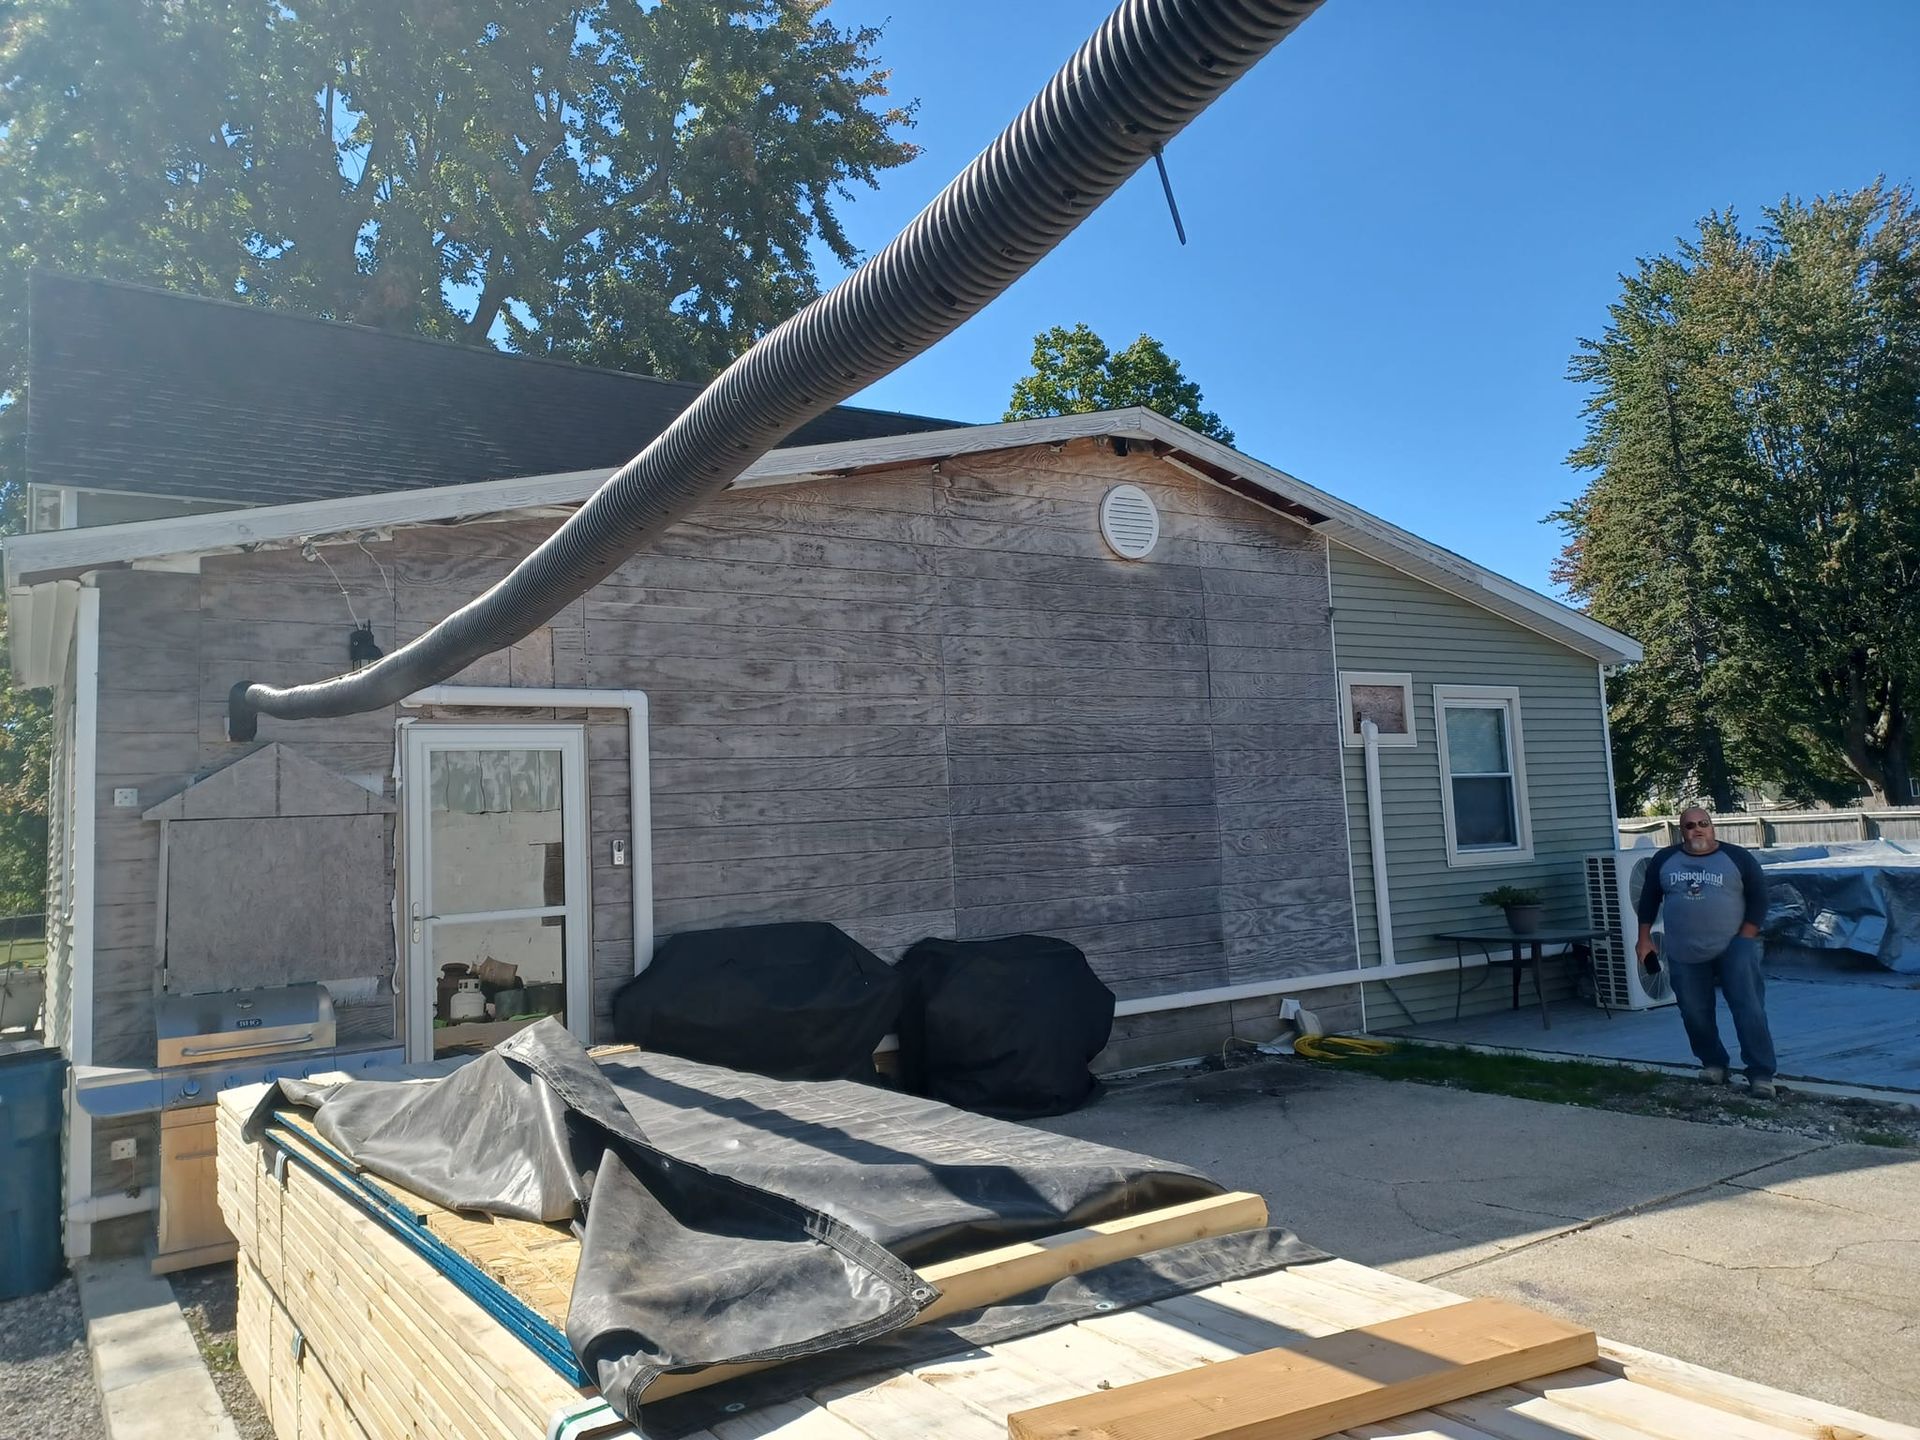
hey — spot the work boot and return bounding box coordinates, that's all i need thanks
[1701,1065,1728,1085]
[1749,1076,1777,1100]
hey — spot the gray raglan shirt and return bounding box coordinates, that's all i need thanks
[1635,841,1769,964]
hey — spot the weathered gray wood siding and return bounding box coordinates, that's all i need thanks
[1330,546,1615,1021]
[85,440,1359,1067]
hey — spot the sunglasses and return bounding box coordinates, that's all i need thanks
[1681,820,1714,831]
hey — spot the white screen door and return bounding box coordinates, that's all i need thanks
[402,724,590,1060]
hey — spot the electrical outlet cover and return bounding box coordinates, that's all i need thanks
[112,787,139,807]
[109,1137,138,1161]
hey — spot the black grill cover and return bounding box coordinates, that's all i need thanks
[896,934,1115,1118]
[612,921,902,1081]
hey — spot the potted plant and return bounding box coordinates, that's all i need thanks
[1480,885,1544,935]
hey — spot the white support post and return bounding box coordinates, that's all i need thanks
[66,586,100,1260]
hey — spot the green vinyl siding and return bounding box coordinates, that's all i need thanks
[1330,546,1616,1019]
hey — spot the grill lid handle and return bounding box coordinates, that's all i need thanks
[178,1033,316,1059]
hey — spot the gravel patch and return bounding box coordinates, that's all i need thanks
[1622,1074,1920,1145]
[171,1264,271,1440]
[0,1277,107,1440]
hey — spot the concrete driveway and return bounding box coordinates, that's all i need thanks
[1038,1058,1920,1426]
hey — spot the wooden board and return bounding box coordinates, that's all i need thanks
[1003,1298,1597,1440]
[156,1105,235,1271]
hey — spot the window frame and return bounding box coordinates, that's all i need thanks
[1338,671,1418,749]
[1433,684,1534,866]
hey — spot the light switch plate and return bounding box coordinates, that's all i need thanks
[112,787,139,808]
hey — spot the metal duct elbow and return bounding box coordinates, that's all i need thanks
[228,0,1324,739]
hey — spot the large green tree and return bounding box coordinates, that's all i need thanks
[1556,183,1920,809]
[0,0,918,907]
[0,0,917,429]
[1005,323,1235,444]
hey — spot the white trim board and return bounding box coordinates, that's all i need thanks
[1108,953,1523,1018]
[3,408,1641,670]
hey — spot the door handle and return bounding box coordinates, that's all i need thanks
[410,901,422,945]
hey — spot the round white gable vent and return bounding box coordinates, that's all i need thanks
[1099,484,1160,560]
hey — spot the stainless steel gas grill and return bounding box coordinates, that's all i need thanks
[155,983,339,1103]
[74,982,403,1271]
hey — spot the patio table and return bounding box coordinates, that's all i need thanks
[1433,925,1606,1030]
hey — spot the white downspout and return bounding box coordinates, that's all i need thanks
[66,586,100,1260]
[1362,718,1395,968]
[399,686,654,975]
[1598,663,1622,846]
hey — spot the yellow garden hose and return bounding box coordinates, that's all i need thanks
[1292,1034,1394,1061]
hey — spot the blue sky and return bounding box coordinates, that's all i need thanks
[818,0,1920,597]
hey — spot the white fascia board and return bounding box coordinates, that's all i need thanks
[0,414,1144,588]
[1,404,1640,666]
[1,469,614,588]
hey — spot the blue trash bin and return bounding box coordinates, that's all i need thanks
[0,1045,67,1299]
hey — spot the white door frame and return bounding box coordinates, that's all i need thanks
[401,722,591,1060]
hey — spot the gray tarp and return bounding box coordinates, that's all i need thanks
[244,1019,1225,1420]
[1759,841,1920,974]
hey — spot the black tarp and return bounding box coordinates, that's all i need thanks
[896,934,1115,1118]
[610,922,902,1081]
[245,1019,1226,1420]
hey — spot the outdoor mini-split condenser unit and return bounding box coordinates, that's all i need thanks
[1584,850,1678,1012]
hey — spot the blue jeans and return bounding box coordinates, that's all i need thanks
[1667,937,1776,1080]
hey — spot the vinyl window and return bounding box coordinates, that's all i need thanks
[1339,671,1416,748]
[1434,685,1533,865]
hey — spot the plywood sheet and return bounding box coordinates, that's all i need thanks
[164,814,392,991]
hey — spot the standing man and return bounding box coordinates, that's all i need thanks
[1635,806,1777,1096]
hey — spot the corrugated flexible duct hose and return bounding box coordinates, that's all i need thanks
[228,0,1325,739]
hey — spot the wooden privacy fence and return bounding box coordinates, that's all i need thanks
[1620,808,1920,849]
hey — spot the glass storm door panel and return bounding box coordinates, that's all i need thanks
[403,725,590,1060]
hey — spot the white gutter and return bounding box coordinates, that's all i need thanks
[66,586,100,1260]
[399,686,654,975]
[1361,719,1396,968]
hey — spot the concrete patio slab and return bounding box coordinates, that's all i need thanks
[1440,1152,1920,1424]
[1039,1057,1920,1424]
[1385,960,1920,1092]
[1041,1058,1819,1277]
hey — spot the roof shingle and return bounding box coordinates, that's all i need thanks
[27,273,964,508]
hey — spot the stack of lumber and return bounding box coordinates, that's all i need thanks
[213,1078,1268,1439]
[217,1078,1920,1440]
